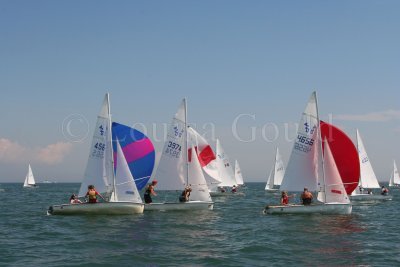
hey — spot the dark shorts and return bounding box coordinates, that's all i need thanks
[302,198,312,205]
[179,196,187,202]
[144,194,152,204]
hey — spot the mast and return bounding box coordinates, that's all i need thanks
[184,98,189,186]
[108,93,116,201]
[314,91,327,203]
[272,147,279,185]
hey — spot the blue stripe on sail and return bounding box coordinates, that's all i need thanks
[128,152,156,190]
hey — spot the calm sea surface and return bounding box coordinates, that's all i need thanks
[0,182,399,266]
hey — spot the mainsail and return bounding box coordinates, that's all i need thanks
[78,94,114,197]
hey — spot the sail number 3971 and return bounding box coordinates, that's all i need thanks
[165,141,182,158]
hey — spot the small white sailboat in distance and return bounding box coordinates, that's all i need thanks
[350,130,392,201]
[265,147,285,192]
[234,160,245,186]
[264,92,352,215]
[389,160,400,188]
[23,164,37,188]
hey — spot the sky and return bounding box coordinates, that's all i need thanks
[0,0,399,183]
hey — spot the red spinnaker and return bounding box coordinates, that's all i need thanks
[320,121,359,195]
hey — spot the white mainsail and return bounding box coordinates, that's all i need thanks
[215,139,237,187]
[234,160,244,186]
[23,164,36,187]
[389,160,400,186]
[111,140,142,203]
[155,99,187,191]
[355,129,380,189]
[280,92,321,192]
[78,94,114,197]
[265,147,285,190]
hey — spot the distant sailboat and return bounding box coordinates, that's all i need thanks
[265,92,351,214]
[234,160,245,186]
[23,164,37,188]
[389,160,400,187]
[350,130,392,201]
[265,147,285,192]
[215,139,237,188]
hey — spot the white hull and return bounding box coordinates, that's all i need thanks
[265,188,279,192]
[350,194,392,201]
[48,202,144,215]
[210,191,229,197]
[144,201,214,211]
[264,203,352,215]
[23,184,38,188]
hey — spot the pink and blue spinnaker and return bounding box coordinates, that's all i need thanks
[112,122,155,190]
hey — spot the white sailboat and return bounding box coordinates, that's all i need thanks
[23,164,37,188]
[144,99,214,211]
[234,160,245,186]
[264,92,352,215]
[389,160,400,187]
[215,139,237,187]
[187,127,222,194]
[48,94,144,215]
[350,130,392,201]
[265,147,285,192]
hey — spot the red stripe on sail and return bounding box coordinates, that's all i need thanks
[331,189,342,194]
[321,121,360,195]
[188,145,216,167]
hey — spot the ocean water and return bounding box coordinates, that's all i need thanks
[0,183,399,266]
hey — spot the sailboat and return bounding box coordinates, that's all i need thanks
[144,99,214,211]
[23,164,37,188]
[350,130,392,201]
[389,160,400,187]
[215,139,237,188]
[234,160,245,186]
[48,94,144,215]
[265,147,285,192]
[264,92,352,215]
[187,126,222,195]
